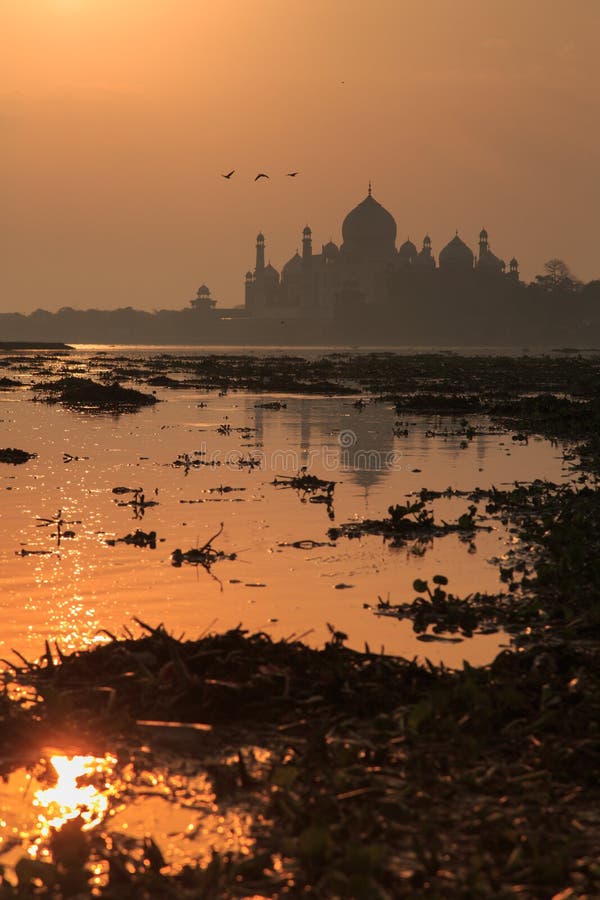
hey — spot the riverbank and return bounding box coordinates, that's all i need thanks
[0,342,72,351]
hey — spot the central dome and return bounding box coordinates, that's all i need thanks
[342,188,397,258]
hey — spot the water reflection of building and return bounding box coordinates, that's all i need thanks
[246,397,397,488]
[336,406,397,491]
[245,396,497,493]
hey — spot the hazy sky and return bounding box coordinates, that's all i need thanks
[2,0,600,312]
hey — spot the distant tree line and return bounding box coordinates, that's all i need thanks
[1,262,599,347]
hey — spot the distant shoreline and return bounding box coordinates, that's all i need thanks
[0,341,73,351]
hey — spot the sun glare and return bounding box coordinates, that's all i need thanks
[32,754,118,851]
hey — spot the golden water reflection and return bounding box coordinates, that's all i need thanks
[1,748,261,876]
[31,753,118,857]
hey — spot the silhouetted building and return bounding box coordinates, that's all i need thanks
[190,284,217,311]
[243,185,519,319]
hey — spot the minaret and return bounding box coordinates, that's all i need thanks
[509,257,520,280]
[479,228,489,259]
[302,225,312,261]
[302,226,313,310]
[244,270,254,311]
[255,232,265,275]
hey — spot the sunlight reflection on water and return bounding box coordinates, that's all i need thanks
[0,350,576,667]
[0,747,263,878]
[32,754,118,849]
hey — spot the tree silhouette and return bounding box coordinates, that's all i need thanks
[535,258,581,294]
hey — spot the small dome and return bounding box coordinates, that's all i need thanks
[439,234,474,270]
[283,252,303,276]
[245,270,253,279]
[323,240,339,260]
[342,190,397,257]
[197,284,210,295]
[423,234,432,246]
[480,228,488,240]
[263,262,279,281]
[257,232,265,242]
[398,238,417,260]
[303,225,312,236]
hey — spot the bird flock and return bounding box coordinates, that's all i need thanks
[221,171,299,181]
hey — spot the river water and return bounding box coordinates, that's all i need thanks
[0,348,574,668]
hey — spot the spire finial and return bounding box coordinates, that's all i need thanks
[368,180,372,196]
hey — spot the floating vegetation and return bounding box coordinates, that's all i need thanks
[32,377,158,411]
[236,453,261,469]
[254,400,287,409]
[171,523,237,570]
[179,486,248,506]
[172,452,220,471]
[0,447,36,465]
[62,452,89,463]
[105,529,157,549]
[111,485,141,495]
[272,470,336,494]
[371,576,506,638]
[113,488,159,518]
[145,374,184,387]
[329,499,490,546]
[395,393,485,413]
[278,538,336,549]
[273,469,336,518]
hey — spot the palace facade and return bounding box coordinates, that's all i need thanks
[243,185,519,319]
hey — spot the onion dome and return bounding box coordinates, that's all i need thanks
[303,225,312,236]
[323,240,339,260]
[342,188,397,257]
[398,238,417,261]
[282,252,303,276]
[439,234,474,270]
[477,250,505,270]
[197,284,211,296]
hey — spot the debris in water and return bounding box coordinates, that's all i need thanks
[0,447,37,465]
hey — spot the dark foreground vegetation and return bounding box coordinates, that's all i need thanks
[32,377,158,411]
[1,351,600,897]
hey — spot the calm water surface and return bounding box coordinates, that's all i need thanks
[0,350,575,668]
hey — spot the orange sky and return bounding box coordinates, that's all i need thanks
[2,0,599,312]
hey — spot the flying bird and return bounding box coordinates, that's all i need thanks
[221,170,235,179]
[287,172,299,177]
[254,173,269,181]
